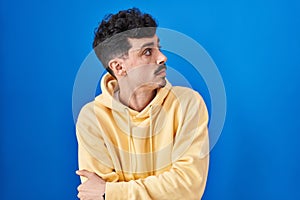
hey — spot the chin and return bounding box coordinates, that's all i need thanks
[158,78,167,88]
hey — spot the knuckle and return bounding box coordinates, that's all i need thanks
[77,193,85,200]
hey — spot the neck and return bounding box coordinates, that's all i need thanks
[118,87,157,112]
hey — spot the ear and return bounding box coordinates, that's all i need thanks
[108,58,127,77]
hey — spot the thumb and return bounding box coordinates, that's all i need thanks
[76,169,93,179]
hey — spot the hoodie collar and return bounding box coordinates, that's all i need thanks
[95,73,172,117]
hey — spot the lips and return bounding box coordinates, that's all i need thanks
[154,64,167,75]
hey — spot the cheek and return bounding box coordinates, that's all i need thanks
[133,65,154,76]
[125,58,148,71]
[136,54,155,66]
[127,65,156,83]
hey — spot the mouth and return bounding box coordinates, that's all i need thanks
[154,65,167,76]
[156,69,166,77]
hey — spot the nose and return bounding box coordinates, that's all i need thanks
[156,50,167,65]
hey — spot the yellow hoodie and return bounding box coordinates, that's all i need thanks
[76,73,209,200]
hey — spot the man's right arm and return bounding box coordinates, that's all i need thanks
[76,102,119,183]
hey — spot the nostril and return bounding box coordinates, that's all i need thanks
[157,52,167,65]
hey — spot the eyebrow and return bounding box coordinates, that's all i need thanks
[139,38,160,49]
[140,42,155,49]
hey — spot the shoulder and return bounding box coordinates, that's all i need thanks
[76,100,105,139]
[169,86,209,123]
[76,100,100,130]
[77,101,95,120]
[77,93,107,122]
[170,86,206,106]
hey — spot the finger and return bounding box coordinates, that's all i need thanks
[77,184,83,192]
[76,169,93,179]
[77,192,83,199]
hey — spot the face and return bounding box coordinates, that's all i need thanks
[118,34,168,92]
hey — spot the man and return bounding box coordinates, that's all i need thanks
[76,8,209,200]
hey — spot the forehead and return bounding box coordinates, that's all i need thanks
[128,35,159,50]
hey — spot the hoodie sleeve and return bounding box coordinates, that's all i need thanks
[105,91,209,200]
[76,102,119,183]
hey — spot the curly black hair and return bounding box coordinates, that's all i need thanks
[93,8,158,77]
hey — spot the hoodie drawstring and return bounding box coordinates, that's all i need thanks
[125,108,138,175]
[149,105,154,173]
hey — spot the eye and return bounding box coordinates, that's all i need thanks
[143,48,152,56]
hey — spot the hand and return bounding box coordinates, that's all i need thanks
[76,169,106,200]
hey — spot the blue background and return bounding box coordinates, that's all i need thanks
[1,0,300,199]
